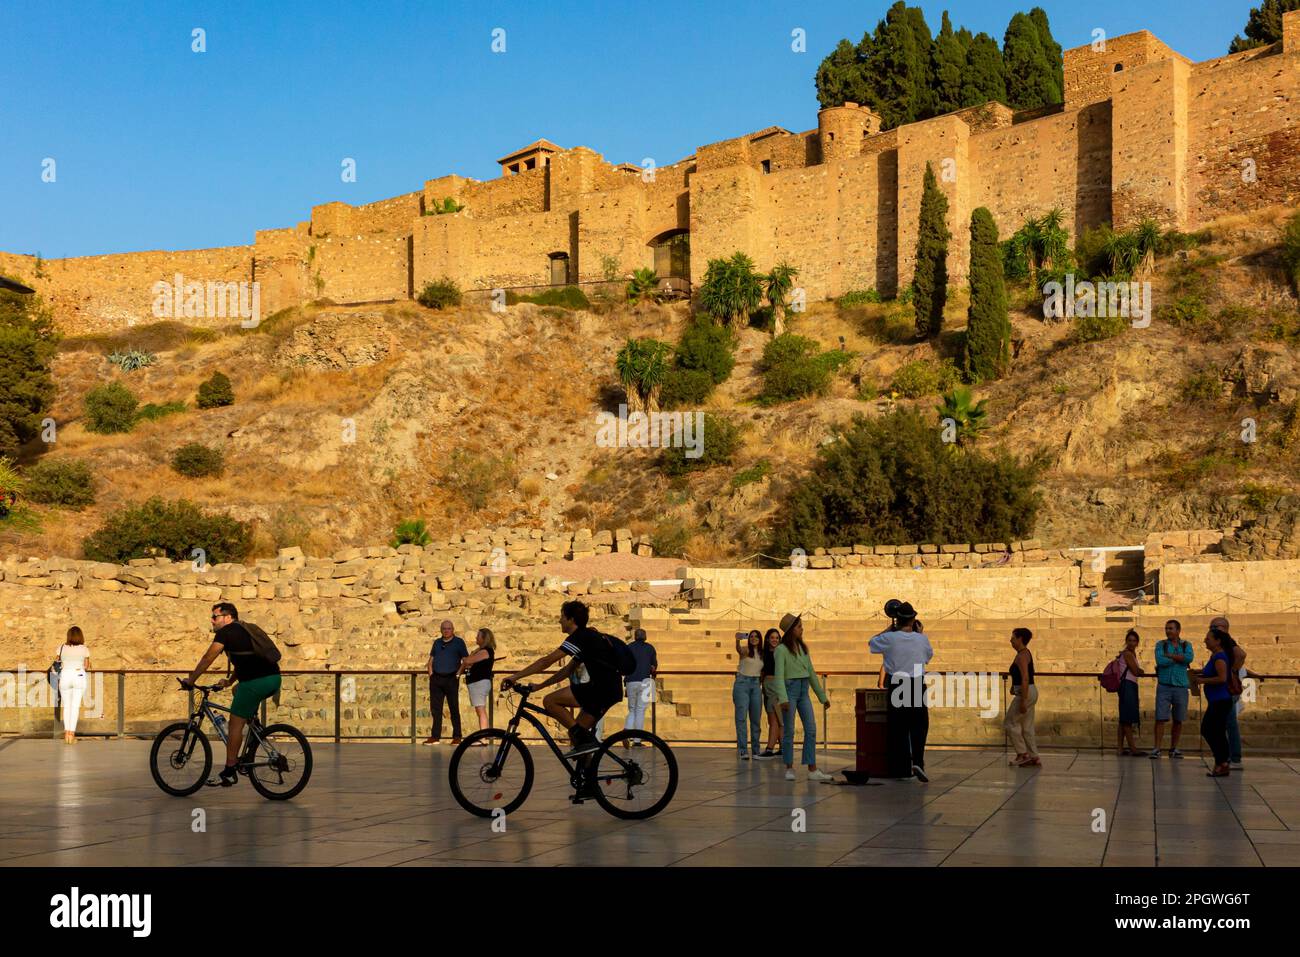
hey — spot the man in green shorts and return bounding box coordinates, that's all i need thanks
[181,602,282,787]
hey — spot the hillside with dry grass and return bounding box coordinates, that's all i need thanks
[4,205,1299,563]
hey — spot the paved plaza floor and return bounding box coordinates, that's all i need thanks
[2,738,1298,867]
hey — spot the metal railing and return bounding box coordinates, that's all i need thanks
[4,667,1297,753]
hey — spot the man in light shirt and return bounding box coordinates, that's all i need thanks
[868,599,933,783]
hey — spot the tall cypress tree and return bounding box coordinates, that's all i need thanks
[1003,11,1062,110]
[1229,0,1300,53]
[1028,8,1064,102]
[964,208,1010,382]
[962,31,1008,107]
[931,12,969,115]
[861,2,934,129]
[913,162,950,338]
[816,38,865,108]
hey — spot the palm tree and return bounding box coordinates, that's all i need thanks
[626,268,660,306]
[764,262,799,336]
[935,387,989,447]
[615,338,673,413]
[698,252,764,328]
[1133,219,1161,277]
[1102,229,1141,279]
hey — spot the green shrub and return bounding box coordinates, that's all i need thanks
[661,412,741,476]
[392,519,432,547]
[136,400,187,422]
[107,348,156,372]
[1240,483,1287,511]
[659,368,715,409]
[84,382,139,434]
[23,458,97,509]
[171,442,224,478]
[417,277,462,310]
[897,284,914,305]
[507,286,590,309]
[649,518,691,558]
[1072,312,1128,343]
[675,318,736,384]
[1282,211,1300,294]
[83,497,252,564]
[196,372,234,409]
[730,459,771,489]
[836,288,882,308]
[769,409,1046,553]
[439,449,517,511]
[759,333,850,404]
[1179,370,1222,402]
[890,358,960,398]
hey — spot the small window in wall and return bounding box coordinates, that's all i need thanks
[828,132,835,142]
[761,159,771,174]
[1114,63,1124,72]
[509,163,520,175]
[549,252,570,286]
[526,158,536,170]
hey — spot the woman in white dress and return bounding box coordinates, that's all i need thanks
[57,626,92,744]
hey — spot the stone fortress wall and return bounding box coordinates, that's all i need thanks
[5,14,1300,335]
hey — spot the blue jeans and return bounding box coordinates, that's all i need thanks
[780,678,817,767]
[732,675,762,754]
[1226,696,1241,762]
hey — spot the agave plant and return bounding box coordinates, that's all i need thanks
[1102,229,1142,279]
[392,518,432,548]
[764,262,800,336]
[1132,218,1162,277]
[935,386,989,447]
[698,252,764,328]
[108,348,156,372]
[428,196,464,215]
[626,268,660,306]
[615,337,673,413]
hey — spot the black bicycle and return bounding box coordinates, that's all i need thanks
[149,680,313,800]
[448,683,678,820]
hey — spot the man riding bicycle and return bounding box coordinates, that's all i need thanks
[501,600,621,797]
[180,602,282,787]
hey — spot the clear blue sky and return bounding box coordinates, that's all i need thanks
[0,0,1249,258]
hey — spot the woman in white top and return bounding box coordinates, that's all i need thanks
[57,626,92,744]
[732,629,765,759]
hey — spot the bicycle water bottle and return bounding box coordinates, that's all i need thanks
[212,712,227,738]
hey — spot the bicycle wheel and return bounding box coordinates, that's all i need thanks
[245,724,313,801]
[150,722,212,797]
[449,729,533,818]
[589,729,678,820]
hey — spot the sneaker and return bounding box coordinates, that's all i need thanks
[911,765,929,783]
[1148,748,1161,759]
[422,737,439,746]
[205,766,238,788]
[1169,749,1184,759]
[563,729,601,758]
[449,737,462,746]
[784,769,796,781]
[620,741,631,749]
[739,752,751,760]
[1230,761,1243,770]
[755,749,778,760]
[808,769,836,783]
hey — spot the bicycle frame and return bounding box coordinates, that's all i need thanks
[181,688,275,769]
[491,690,638,786]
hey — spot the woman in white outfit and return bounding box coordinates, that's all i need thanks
[459,628,497,739]
[57,626,91,744]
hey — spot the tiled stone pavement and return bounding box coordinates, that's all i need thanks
[1,738,1297,867]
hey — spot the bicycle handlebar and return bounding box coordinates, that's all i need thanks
[177,678,225,693]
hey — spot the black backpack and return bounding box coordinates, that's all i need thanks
[231,621,282,665]
[596,632,637,677]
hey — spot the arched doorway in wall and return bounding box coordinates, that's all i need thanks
[548,251,570,285]
[648,229,690,281]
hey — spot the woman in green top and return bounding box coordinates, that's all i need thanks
[774,614,834,782]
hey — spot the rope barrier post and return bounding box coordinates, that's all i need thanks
[116,672,125,740]
[409,672,417,744]
[822,674,829,755]
[488,676,494,729]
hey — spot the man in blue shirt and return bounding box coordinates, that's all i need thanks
[869,600,934,782]
[622,628,658,747]
[424,619,469,745]
[1151,618,1194,759]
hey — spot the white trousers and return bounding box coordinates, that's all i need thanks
[59,671,87,732]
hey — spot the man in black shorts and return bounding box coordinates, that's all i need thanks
[501,600,622,792]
